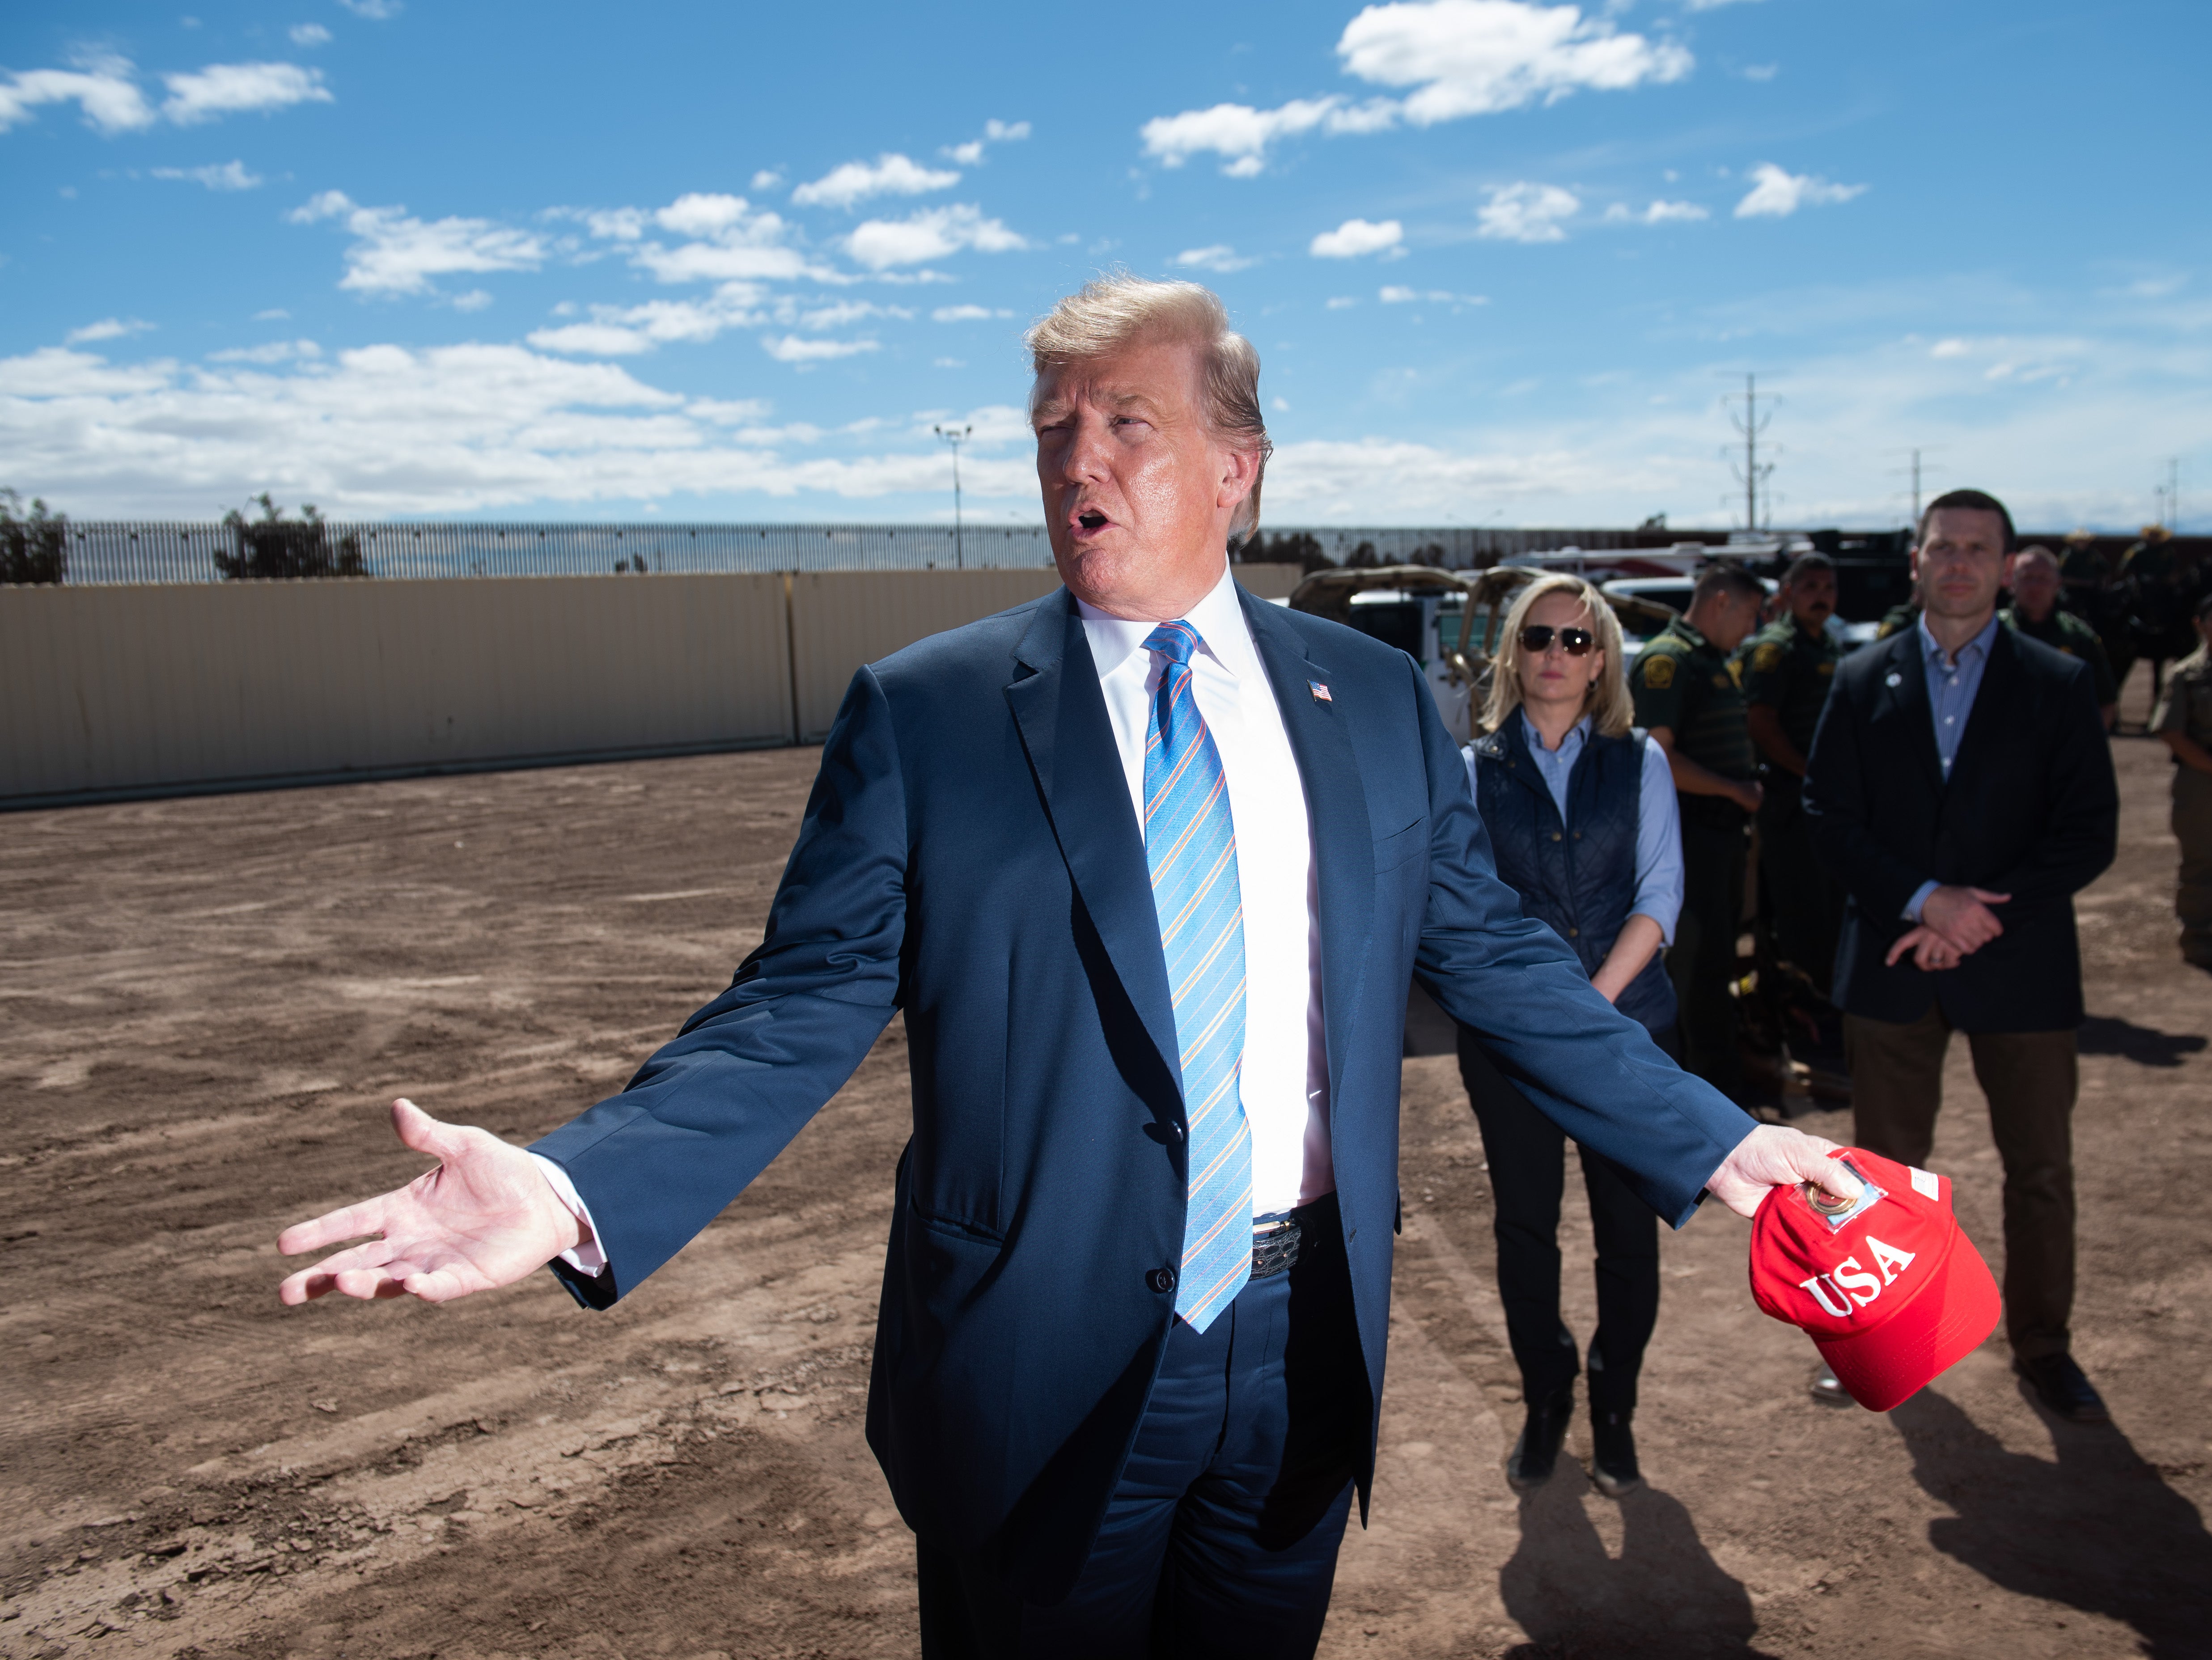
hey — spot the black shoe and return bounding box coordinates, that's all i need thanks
[1505,1385,1575,1492]
[2014,1353,2110,1424]
[1589,1409,1642,1498]
[1808,1360,1854,1408]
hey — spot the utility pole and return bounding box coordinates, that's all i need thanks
[1724,373,1776,532]
[934,423,972,569]
[2158,455,2180,529]
[1910,449,1924,525]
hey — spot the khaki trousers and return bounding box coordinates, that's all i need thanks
[1843,1006,2078,1361]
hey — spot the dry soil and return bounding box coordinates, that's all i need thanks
[3,669,2208,1660]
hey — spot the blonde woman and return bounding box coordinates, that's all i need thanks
[1458,574,1684,1499]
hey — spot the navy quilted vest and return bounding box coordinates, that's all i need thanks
[1470,715,1678,1035]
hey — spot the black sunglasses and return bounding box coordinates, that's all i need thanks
[1517,624,1595,657]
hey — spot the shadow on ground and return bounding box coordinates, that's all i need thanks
[1890,1388,2212,1658]
[2075,1014,2208,1067]
[1496,1478,1778,1658]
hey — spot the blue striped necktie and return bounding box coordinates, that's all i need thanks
[1142,620,1252,1333]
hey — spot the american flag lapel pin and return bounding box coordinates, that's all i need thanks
[1309,680,1332,703]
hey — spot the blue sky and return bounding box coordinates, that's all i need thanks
[3,0,2206,529]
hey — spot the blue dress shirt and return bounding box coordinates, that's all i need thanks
[1462,711,1684,944]
[1903,612,2000,921]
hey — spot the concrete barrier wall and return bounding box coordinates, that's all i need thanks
[0,565,1305,804]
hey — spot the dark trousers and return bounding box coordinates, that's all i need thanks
[1844,1006,2078,1361]
[917,1204,1368,1660]
[2175,769,2212,965]
[1456,1025,1663,1417]
[1670,804,1748,1095]
[1758,782,1843,998]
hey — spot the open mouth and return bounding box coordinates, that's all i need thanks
[1076,510,1109,531]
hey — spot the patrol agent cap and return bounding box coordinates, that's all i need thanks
[1749,1147,1999,1411]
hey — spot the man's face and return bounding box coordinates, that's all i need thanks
[2010,554,2060,621]
[1032,337,1255,619]
[1913,508,2011,622]
[1786,566,1837,633]
[1700,589,1764,654]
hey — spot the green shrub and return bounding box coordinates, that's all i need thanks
[1,489,68,584]
[214,493,369,579]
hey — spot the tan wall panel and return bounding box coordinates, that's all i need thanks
[788,569,1065,741]
[0,574,792,801]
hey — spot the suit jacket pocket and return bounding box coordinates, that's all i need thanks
[1373,815,1428,875]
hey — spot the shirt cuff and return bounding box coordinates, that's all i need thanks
[528,1152,609,1278]
[1903,880,1940,925]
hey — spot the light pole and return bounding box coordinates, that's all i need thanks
[934,423,972,569]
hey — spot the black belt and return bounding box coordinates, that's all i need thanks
[1250,1195,1336,1281]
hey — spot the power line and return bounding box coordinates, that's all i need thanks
[1722,373,1776,532]
[933,423,972,569]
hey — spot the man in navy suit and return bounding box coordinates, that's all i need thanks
[279,277,1853,1658]
[1802,488,2118,1423]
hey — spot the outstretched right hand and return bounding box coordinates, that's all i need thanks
[277,1098,582,1306]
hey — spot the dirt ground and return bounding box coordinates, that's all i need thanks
[4,665,2209,1660]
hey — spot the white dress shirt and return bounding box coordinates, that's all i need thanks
[535,560,1335,1274]
[1076,563,1335,1216]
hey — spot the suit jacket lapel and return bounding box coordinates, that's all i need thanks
[1242,588,1373,1111]
[1004,591,1183,1092]
[1884,630,1946,794]
[1946,622,2019,804]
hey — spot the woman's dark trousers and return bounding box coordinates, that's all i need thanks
[1455,1024,1663,1416]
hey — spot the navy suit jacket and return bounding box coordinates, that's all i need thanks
[1801,622,2117,1031]
[532,583,1751,1600]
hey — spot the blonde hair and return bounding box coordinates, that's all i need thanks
[1025,274,1273,538]
[1479,574,1635,740]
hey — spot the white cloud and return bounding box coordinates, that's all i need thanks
[1742,63,1778,82]
[1174,244,1256,273]
[792,153,961,210]
[762,335,879,364]
[151,159,263,190]
[65,318,156,344]
[447,289,493,312]
[0,58,157,134]
[1477,182,1579,242]
[799,300,912,329]
[1310,217,1403,258]
[253,308,291,320]
[336,0,401,17]
[290,189,548,295]
[750,169,783,191]
[1602,198,1708,225]
[208,339,320,363]
[931,304,1013,322]
[1379,285,1487,304]
[289,23,332,45]
[529,284,771,355]
[942,118,1030,165]
[1733,162,1866,219]
[654,192,758,238]
[1272,396,1291,412]
[847,203,1025,270]
[1141,0,1691,175]
[161,61,331,124]
[563,194,813,285]
[934,356,965,368]
[1326,296,1359,309]
[1930,338,1971,358]
[1683,0,1761,9]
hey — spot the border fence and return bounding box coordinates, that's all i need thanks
[32,521,1753,585]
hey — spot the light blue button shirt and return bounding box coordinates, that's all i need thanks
[1903,613,2001,922]
[1462,712,1685,944]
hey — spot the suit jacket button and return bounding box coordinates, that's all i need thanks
[1567,926,1580,937]
[1148,1267,1177,1294]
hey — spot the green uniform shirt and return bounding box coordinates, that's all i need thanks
[2058,543,2105,590]
[1875,600,1921,641]
[1630,616,1757,782]
[1736,616,1840,762]
[2002,605,2120,706]
[2151,647,2212,748]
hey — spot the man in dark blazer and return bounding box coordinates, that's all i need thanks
[278,277,1850,1659]
[1803,488,2118,1423]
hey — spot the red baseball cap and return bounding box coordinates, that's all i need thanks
[1749,1148,2000,1411]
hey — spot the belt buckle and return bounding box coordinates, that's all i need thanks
[1250,1212,1304,1281]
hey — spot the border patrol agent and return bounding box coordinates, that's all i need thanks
[2151,594,2212,967]
[1740,552,1845,999]
[1630,564,1769,1099]
[2004,545,2119,729]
